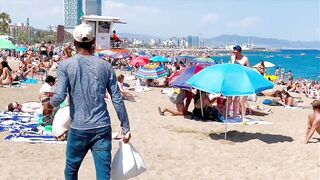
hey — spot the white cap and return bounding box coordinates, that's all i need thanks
[73,23,95,43]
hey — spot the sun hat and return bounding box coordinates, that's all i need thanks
[73,23,95,43]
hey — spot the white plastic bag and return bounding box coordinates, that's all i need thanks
[111,142,146,180]
[52,106,71,137]
[247,94,257,102]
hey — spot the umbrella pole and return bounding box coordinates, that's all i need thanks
[225,97,228,140]
[200,91,204,118]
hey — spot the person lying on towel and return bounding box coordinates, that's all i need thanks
[7,101,42,113]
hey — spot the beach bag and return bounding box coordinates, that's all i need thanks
[52,106,71,138]
[167,89,185,104]
[111,142,146,180]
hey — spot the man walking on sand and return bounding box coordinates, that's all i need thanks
[43,23,131,180]
[305,100,320,144]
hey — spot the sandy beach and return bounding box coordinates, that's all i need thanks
[0,59,319,180]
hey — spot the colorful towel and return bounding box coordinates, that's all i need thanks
[5,134,66,144]
[220,117,272,125]
[21,78,39,85]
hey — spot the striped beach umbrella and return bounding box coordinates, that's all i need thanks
[135,63,169,79]
[95,50,116,58]
[112,52,130,59]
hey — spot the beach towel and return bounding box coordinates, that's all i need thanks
[2,84,27,88]
[0,112,39,133]
[220,117,272,125]
[21,78,39,85]
[284,106,304,109]
[4,134,66,144]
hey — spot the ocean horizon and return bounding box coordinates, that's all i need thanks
[212,49,320,81]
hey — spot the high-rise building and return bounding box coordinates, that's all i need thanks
[63,0,83,31]
[187,35,200,48]
[85,0,102,16]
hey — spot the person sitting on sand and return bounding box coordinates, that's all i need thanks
[39,75,56,103]
[305,100,320,144]
[0,61,13,86]
[117,74,136,102]
[192,91,218,120]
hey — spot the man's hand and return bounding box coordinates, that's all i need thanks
[122,132,131,144]
[43,102,54,116]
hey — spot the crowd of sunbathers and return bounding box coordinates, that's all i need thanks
[0,42,72,87]
[273,68,320,100]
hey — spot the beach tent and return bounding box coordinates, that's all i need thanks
[0,38,16,49]
[187,64,274,139]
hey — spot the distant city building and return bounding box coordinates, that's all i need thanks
[63,0,83,31]
[187,35,200,48]
[85,0,102,16]
[179,38,188,48]
[9,23,35,43]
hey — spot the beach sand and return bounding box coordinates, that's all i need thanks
[0,59,319,179]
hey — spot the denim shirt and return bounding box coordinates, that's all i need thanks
[50,54,130,133]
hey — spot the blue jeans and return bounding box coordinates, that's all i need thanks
[65,126,112,180]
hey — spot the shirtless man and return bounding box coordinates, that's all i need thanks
[305,100,320,144]
[229,45,251,121]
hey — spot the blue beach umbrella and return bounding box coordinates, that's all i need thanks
[16,47,28,52]
[150,56,170,63]
[187,64,274,96]
[135,63,169,79]
[187,63,274,139]
[138,51,146,55]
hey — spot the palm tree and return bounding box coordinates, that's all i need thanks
[0,12,11,35]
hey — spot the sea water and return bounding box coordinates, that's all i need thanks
[213,49,320,81]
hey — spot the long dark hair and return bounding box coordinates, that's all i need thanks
[1,61,12,71]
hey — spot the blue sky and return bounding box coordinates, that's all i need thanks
[0,0,319,41]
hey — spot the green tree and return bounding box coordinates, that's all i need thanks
[0,12,11,35]
[17,29,29,44]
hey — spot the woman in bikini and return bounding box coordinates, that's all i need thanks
[0,61,13,86]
